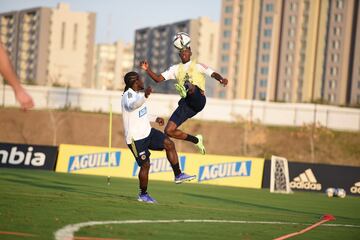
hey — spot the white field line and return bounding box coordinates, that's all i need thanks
[54,219,360,240]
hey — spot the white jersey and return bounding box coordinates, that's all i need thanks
[161,60,214,81]
[121,88,156,144]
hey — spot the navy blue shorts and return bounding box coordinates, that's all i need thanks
[169,86,206,127]
[127,128,165,167]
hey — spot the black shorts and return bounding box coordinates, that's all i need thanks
[127,128,165,167]
[169,86,206,127]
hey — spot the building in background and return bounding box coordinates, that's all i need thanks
[133,17,219,96]
[93,40,134,90]
[0,3,96,88]
[218,0,360,106]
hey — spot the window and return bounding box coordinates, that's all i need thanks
[61,22,66,49]
[72,23,78,50]
[333,40,340,49]
[357,95,360,104]
[337,0,344,9]
[260,67,269,75]
[222,42,230,50]
[262,54,270,62]
[358,81,360,89]
[223,30,231,38]
[219,91,226,99]
[288,28,295,37]
[259,92,266,100]
[290,2,298,11]
[220,67,228,74]
[328,94,336,103]
[222,55,229,62]
[289,15,296,24]
[264,29,272,37]
[265,4,274,12]
[335,14,342,22]
[284,92,290,101]
[331,53,339,63]
[330,67,338,76]
[288,41,294,50]
[329,80,337,89]
[265,16,273,24]
[286,54,293,63]
[224,18,232,25]
[225,6,233,13]
[263,42,270,49]
[286,67,292,76]
[334,27,341,36]
[260,79,267,87]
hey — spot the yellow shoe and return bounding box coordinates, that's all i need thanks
[175,83,187,98]
[196,134,206,155]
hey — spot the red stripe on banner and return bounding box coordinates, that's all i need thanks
[273,214,336,240]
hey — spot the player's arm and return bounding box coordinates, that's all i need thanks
[211,72,228,87]
[197,63,228,87]
[140,60,165,83]
[124,87,152,111]
[0,42,34,110]
[148,114,164,126]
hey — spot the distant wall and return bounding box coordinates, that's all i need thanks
[1,85,359,131]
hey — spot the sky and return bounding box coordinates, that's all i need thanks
[1,0,222,44]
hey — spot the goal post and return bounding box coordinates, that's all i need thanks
[270,155,292,194]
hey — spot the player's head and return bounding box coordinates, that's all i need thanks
[124,71,144,92]
[179,47,192,63]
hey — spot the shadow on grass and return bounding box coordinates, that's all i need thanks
[0,177,134,201]
[184,193,359,221]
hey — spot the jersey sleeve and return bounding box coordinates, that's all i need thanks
[123,91,146,111]
[196,63,215,77]
[161,65,177,81]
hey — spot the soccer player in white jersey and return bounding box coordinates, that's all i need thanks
[140,46,228,155]
[121,71,195,203]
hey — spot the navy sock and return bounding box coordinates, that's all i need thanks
[171,163,182,177]
[185,134,199,144]
[140,188,147,195]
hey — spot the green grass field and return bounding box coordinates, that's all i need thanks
[0,168,359,240]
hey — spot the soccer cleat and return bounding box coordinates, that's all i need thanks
[137,193,157,203]
[175,172,196,184]
[175,83,187,98]
[195,134,206,155]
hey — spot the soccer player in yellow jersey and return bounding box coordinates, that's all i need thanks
[140,46,228,154]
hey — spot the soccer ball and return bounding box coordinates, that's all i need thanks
[173,32,191,50]
[326,188,335,197]
[336,188,346,198]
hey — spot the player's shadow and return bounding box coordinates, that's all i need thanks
[184,193,358,221]
[0,177,134,201]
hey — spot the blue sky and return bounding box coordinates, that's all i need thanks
[1,0,221,44]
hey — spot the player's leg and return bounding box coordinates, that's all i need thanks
[165,99,197,140]
[164,120,205,154]
[149,128,196,183]
[128,139,156,203]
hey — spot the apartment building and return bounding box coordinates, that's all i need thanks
[0,3,96,88]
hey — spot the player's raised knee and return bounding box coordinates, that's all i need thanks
[163,137,175,150]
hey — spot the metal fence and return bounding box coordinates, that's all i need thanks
[1,85,359,131]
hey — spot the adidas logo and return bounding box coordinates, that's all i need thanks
[350,182,360,194]
[290,168,322,191]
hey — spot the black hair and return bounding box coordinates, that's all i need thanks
[123,71,139,92]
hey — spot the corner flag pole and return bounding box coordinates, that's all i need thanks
[107,102,113,185]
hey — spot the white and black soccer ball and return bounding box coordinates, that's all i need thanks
[326,188,335,197]
[173,32,191,50]
[336,188,346,198]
